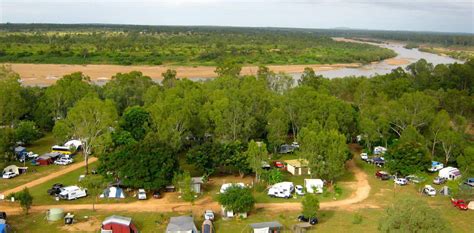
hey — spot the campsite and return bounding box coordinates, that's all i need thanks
[0,3,474,232]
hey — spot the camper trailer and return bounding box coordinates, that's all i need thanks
[428,161,444,172]
[438,167,461,180]
[267,182,294,198]
[304,179,324,194]
[58,186,87,200]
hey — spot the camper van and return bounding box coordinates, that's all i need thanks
[58,186,87,200]
[428,161,444,172]
[438,167,462,180]
[51,145,73,155]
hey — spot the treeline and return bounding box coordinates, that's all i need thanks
[0,24,398,65]
[1,58,473,189]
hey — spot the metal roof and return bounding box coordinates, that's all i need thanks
[166,216,197,232]
[102,215,132,226]
[250,221,283,229]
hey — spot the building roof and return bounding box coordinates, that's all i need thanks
[166,216,197,232]
[285,159,308,168]
[191,177,204,184]
[102,215,132,226]
[250,221,283,229]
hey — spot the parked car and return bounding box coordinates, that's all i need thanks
[464,178,474,187]
[152,191,161,199]
[204,210,215,221]
[295,185,305,196]
[433,176,446,185]
[451,198,468,210]
[394,178,408,186]
[405,175,424,184]
[2,171,18,179]
[373,157,385,167]
[54,158,73,165]
[422,185,436,196]
[274,161,285,168]
[261,161,271,170]
[375,171,390,180]
[0,211,6,221]
[137,189,147,200]
[360,153,368,161]
[47,183,64,196]
[297,215,318,225]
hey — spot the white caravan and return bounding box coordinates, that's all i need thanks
[304,179,324,194]
[438,167,461,180]
[58,186,88,200]
[267,182,294,198]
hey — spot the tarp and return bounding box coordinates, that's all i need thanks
[100,186,125,199]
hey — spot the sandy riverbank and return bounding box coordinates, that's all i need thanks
[4,63,362,86]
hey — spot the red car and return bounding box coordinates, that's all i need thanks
[274,161,285,168]
[451,198,468,210]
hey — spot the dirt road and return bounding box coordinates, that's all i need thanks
[1,159,373,215]
[1,157,98,197]
[4,63,362,86]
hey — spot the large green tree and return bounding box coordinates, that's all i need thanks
[217,185,255,214]
[385,142,431,176]
[53,96,117,174]
[246,140,268,183]
[0,66,26,125]
[301,194,320,219]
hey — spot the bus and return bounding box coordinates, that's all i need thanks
[51,145,73,155]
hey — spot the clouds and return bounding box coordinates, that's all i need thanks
[1,0,473,33]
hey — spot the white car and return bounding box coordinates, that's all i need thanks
[2,172,18,179]
[138,189,147,200]
[422,185,436,196]
[54,158,73,165]
[204,210,215,221]
[360,153,368,161]
[295,185,305,196]
[394,178,408,186]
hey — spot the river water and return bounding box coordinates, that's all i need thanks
[293,42,462,79]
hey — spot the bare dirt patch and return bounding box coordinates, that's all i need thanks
[5,63,362,86]
[385,58,410,66]
[61,216,100,232]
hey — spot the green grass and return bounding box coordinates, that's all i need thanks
[0,134,85,192]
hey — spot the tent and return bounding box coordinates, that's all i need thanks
[3,165,20,176]
[468,201,474,210]
[36,153,61,165]
[100,186,126,199]
[101,215,138,233]
[47,208,65,221]
[250,221,283,233]
[166,216,198,233]
[64,140,82,151]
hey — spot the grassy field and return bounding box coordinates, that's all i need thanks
[1,134,86,192]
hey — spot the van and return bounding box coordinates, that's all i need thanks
[438,167,461,180]
[58,186,87,200]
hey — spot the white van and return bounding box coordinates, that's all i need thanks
[438,167,461,180]
[58,186,88,200]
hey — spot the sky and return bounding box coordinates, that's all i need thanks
[1,0,473,33]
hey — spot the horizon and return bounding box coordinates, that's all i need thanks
[1,0,473,34]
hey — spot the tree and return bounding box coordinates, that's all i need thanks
[217,185,255,214]
[17,187,33,215]
[14,120,41,145]
[301,194,320,218]
[246,140,268,182]
[457,146,474,176]
[99,141,178,190]
[215,60,242,77]
[0,66,26,125]
[385,142,431,176]
[260,169,283,185]
[299,67,323,90]
[161,69,178,89]
[0,127,16,161]
[266,107,289,153]
[429,110,450,158]
[120,106,150,141]
[379,197,450,233]
[54,96,117,174]
[103,71,155,114]
[173,171,196,203]
[80,175,106,211]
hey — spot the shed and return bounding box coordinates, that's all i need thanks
[100,186,126,199]
[3,165,20,176]
[304,179,324,194]
[191,177,204,194]
[285,159,310,176]
[46,208,65,221]
[101,215,138,233]
[166,216,198,233]
[249,221,283,233]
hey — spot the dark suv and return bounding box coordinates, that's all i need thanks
[47,183,64,196]
[298,215,318,225]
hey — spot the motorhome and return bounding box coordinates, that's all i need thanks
[438,167,461,180]
[58,186,87,200]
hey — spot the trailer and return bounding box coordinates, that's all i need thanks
[58,186,87,200]
[438,167,461,180]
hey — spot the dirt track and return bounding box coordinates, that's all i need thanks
[1,157,98,197]
[4,63,362,86]
[1,159,374,215]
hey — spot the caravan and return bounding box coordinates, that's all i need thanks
[58,186,87,200]
[438,167,462,180]
[267,182,294,198]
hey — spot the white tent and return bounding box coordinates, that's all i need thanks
[304,179,324,194]
[3,165,20,175]
[100,186,125,199]
[64,140,82,150]
[468,201,474,210]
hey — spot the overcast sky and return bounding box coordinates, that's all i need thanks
[1,0,473,33]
